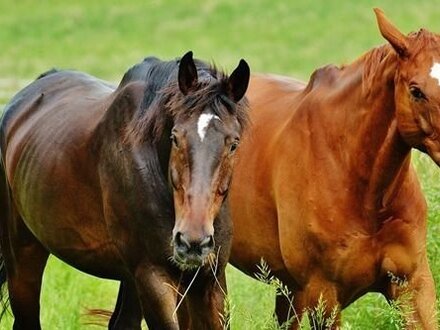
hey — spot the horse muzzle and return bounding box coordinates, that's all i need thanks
[172,232,215,270]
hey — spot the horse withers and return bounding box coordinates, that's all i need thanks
[0,51,250,329]
[229,9,439,329]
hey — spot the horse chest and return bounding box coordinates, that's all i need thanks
[300,214,418,301]
[305,228,378,283]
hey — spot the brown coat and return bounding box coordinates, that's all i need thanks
[230,9,438,329]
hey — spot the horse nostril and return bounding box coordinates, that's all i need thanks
[174,232,191,249]
[174,232,214,256]
[200,235,214,250]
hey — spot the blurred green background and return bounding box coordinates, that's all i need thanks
[0,1,439,329]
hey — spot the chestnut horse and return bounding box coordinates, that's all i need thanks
[0,51,250,329]
[230,9,439,329]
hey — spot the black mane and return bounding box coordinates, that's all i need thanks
[121,55,249,145]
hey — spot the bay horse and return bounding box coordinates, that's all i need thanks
[229,9,439,329]
[0,51,250,329]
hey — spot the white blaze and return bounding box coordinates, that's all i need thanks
[430,62,440,85]
[197,113,220,141]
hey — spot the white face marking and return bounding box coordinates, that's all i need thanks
[429,62,440,86]
[197,113,220,141]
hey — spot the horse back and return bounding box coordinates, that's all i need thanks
[1,70,114,173]
[118,56,161,87]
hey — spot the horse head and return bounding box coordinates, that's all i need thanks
[375,8,440,164]
[169,51,250,269]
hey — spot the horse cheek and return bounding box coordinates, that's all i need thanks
[395,94,425,146]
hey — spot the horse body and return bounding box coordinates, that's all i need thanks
[0,52,250,329]
[230,11,438,329]
[2,72,123,278]
[231,70,427,302]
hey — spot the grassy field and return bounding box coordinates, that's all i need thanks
[0,0,440,329]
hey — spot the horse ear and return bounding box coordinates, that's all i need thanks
[178,51,198,95]
[374,8,409,58]
[227,59,250,103]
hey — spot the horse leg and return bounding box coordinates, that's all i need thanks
[0,160,49,330]
[6,218,49,330]
[185,273,227,330]
[384,254,437,329]
[134,265,179,330]
[0,159,10,320]
[176,299,191,330]
[109,280,142,330]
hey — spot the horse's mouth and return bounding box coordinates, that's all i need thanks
[171,252,206,271]
[171,249,216,271]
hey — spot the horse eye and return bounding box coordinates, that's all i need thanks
[409,86,426,100]
[170,134,179,148]
[230,141,239,153]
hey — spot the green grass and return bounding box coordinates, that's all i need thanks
[1,1,440,329]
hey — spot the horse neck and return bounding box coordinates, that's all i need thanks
[348,48,412,221]
[302,47,412,223]
[95,93,173,207]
